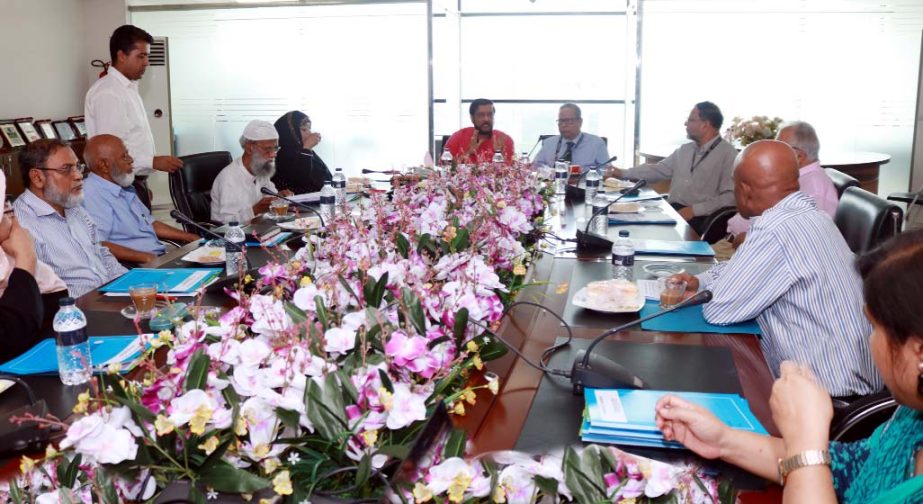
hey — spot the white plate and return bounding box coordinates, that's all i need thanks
[572,280,644,313]
[0,379,14,395]
[604,177,635,189]
[263,211,297,221]
[609,202,644,214]
[181,246,226,264]
[642,263,686,278]
[276,216,322,231]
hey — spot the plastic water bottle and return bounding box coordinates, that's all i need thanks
[492,150,504,165]
[319,181,336,225]
[591,194,609,235]
[224,221,246,277]
[554,161,568,195]
[518,152,530,167]
[332,167,347,207]
[440,150,453,168]
[53,297,92,385]
[612,230,635,281]
[585,167,601,202]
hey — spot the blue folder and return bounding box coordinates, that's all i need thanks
[608,214,677,225]
[633,239,715,256]
[0,336,146,375]
[99,268,222,294]
[245,231,293,247]
[639,300,762,335]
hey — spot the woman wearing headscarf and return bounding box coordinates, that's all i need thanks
[0,171,66,362]
[271,111,332,194]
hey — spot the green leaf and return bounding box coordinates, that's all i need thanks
[401,288,427,336]
[338,274,359,303]
[276,407,301,430]
[315,296,329,330]
[442,428,467,459]
[371,272,389,308]
[304,374,348,442]
[378,368,394,393]
[479,338,508,361]
[337,368,359,404]
[355,454,371,488]
[375,444,410,460]
[451,227,470,251]
[184,349,210,391]
[427,335,451,350]
[284,302,308,325]
[8,479,22,504]
[113,395,156,422]
[452,308,469,346]
[198,436,235,474]
[186,485,207,504]
[61,454,82,488]
[396,232,410,259]
[198,460,270,493]
[534,476,559,498]
[563,446,607,504]
[94,470,120,504]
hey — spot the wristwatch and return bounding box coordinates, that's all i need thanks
[777,449,831,485]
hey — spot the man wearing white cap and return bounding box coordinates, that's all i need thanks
[211,120,287,224]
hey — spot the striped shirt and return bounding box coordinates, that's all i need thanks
[13,189,127,298]
[697,191,883,396]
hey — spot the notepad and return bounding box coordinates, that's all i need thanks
[633,239,715,256]
[639,300,762,335]
[0,336,148,375]
[100,268,222,295]
[581,388,767,448]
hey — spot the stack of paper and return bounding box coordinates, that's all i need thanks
[580,388,767,449]
[0,336,148,375]
[100,268,222,296]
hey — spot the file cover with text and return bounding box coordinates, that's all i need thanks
[0,336,148,375]
[99,268,222,294]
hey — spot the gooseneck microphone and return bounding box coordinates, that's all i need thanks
[260,187,326,228]
[170,210,243,252]
[575,179,647,251]
[570,289,714,394]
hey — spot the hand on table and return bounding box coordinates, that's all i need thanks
[153,155,184,173]
[771,361,833,454]
[655,395,729,459]
[604,166,624,179]
[252,196,274,215]
[668,272,700,298]
[678,206,695,221]
[731,232,747,249]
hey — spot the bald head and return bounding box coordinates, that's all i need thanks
[733,140,800,218]
[85,134,135,187]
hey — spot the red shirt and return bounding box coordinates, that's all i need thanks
[444,127,516,164]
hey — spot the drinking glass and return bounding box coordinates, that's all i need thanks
[659,278,687,309]
[129,283,158,319]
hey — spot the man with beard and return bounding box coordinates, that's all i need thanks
[85,25,184,210]
[608,101,737,234]
[12,139,127,298]
[211,120,289,224]
[82,135,199,264]
[443,98,515,164]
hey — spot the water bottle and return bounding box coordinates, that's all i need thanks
[518,152,530,167]
[319,181,336,225]
[440,150,453,168]
[554,161,568,195]
[53,297,92,385]
[611,230,635,281]
[492,150,504,165]
[590,194,609,235]
[224,221,246,277]
[585,167,601,202]
[332,167,347,207]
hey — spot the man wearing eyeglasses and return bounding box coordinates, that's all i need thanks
[532,103,611,172]
[12,140,127,298]
[81,135,200,264]
[443,99,515,164]
[211,120,291,224]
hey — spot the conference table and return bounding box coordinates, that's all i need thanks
[0,189,781,501]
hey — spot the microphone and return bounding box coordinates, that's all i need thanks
[575,179,647,251]
[170,210,242,252]
[570,289,714,394]
[260,187,325,228]
[361,168,400,175]
[526,136,544,160]
[565,155,619,201]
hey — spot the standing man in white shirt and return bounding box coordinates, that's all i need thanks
[85,25,183,210]
[211,120,288,224]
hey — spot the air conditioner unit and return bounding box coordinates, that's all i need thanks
[137,36,174,208]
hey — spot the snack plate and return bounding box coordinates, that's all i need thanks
[276,216,322,231]
[572,282,645,313]
[181,246,225,264]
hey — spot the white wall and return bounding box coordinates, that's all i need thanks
[0,0,126,120]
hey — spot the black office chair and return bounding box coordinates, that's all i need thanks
[824,168,860,199]
[699,206,737,244]
[834,186,903,254]
[168,151,231,233]
[437,135,450,156]
[830,390,897,442]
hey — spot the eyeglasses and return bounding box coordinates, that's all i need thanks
[252,143,281,155]
[556,118,579,125]
[34,163,86,176]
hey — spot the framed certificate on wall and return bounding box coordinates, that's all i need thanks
[0,122,26,148]
[68,115,87,138]
[35,119,57,140]
[52,120,76,142]
[15,118,42,143]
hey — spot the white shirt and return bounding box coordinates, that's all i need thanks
[84,67,156,176]
[210,158,277,224]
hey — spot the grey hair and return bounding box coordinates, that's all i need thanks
[778,121,820,162]
[239,135,252,150]
[560,103,582,120]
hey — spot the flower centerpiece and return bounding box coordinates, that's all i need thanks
[724,115,784,147]
[3,162,735,503]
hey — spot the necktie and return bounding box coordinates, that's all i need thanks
[561,141,575,163]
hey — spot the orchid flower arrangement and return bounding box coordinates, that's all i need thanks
[2,162,735,503]
[724,115,784,147]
